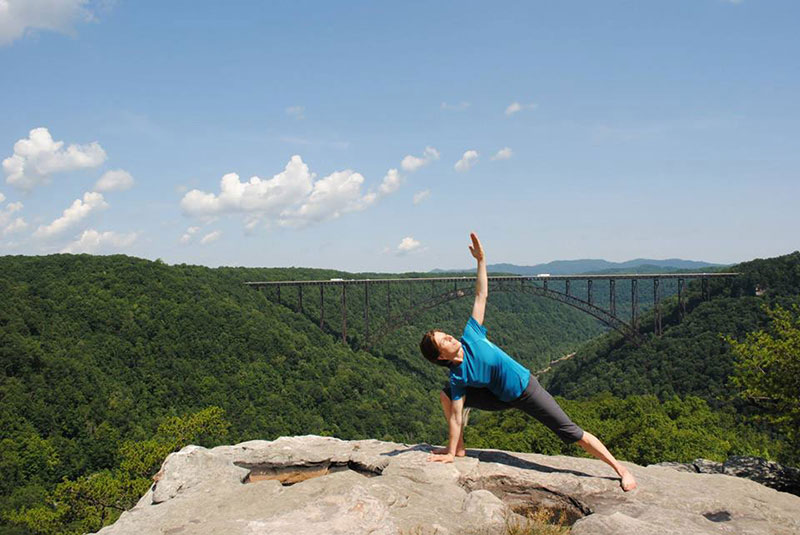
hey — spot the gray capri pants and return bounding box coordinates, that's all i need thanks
[442,373,585,444]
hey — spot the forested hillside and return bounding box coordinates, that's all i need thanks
[543,252,800,401]
[465,252,800,468]
[1,252,797,534]
[0,253,603,534]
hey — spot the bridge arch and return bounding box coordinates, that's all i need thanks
[246,273,738,350]
[366,281,634,349]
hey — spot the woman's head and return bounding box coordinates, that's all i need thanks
[419,330,462,367]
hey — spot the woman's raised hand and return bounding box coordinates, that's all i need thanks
[468,232,484,261]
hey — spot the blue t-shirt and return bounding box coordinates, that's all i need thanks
[449,317,531,402]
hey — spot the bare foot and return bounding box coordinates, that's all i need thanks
[619,467,637,492]
[432,447,466,457]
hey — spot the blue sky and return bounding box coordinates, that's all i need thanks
[1,0,798,272]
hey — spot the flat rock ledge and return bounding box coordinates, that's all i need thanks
[95,435,800,535]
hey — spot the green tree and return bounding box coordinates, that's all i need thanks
[5,407,230,535]
[727,304,800,462]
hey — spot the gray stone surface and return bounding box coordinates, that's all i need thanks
[652,456,800,495]
[94,435,800,535]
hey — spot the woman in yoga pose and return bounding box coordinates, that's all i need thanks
[419,232,637,492]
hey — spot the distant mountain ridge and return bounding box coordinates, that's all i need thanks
[432,258,725,276]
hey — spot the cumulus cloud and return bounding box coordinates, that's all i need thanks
[491,147,513,160]
[378,168,401,196]
[0,192,5,203]
[441,101,470,111]
[0,200,27,235]
[34,191,107,239]
[61,229,137,253]
[181,155,399,230]
[505,101,537,116]
[413,189,430,205]
[200,230,221,245]
[401,146,440,172]
[0,0,97,46]
[181,155,314,218]
[94,169,134,192]
[2,216,27,235]
[3,127,107,190]
[286,105,305,120]
[279,170,375,228]
[179,225,200,244]
[454,150,479,172]
[396,236,422,255]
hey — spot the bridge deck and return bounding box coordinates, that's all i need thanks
[244,273,739,287]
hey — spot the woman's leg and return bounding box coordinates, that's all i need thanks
[576,432,637,491]
[513,375,638,491]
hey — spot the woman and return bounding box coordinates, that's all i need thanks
[419,232,637,492]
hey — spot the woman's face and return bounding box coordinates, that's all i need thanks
[433,331,462,361]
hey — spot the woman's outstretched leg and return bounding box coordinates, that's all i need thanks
[512,375,638,492]
[576,431,637,491]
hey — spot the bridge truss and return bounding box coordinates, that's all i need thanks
[245,273,738,348]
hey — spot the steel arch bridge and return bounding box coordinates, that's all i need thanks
[245,273,739,348]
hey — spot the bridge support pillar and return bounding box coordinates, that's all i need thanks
[587,279,593,306]
[319,284,324,329]
[631,279,638,332]
[610,279,616,316]
[298,284,303,313]
[654,278,662,336]
[341,284,347,344]
[364,282,369,345]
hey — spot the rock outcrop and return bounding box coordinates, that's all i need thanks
[95,435,800,535]
[652,456,800,496]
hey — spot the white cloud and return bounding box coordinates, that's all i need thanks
[505,101,537,116]
[94,169,134,192]
[200,230,221,245]
[413,189,430,205]
[2,216,27,235]
[490,147,513,160]
[378,168,401,196]
[0,200,27,235]
[181,155,399,230]
[397,236,421,254]
[454,150,479,172]
[181,155,314,218]
[244,217,260,232]
[34,191,108,239]
[0,192,5,203]
[0,0,96,46]
[279,169,375,228]
[179,225,200,244]
[61,229,137,254]
[286,105,305,120]
[401,146,440,172]
[441,101,470,111]
[3,127,107,190]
